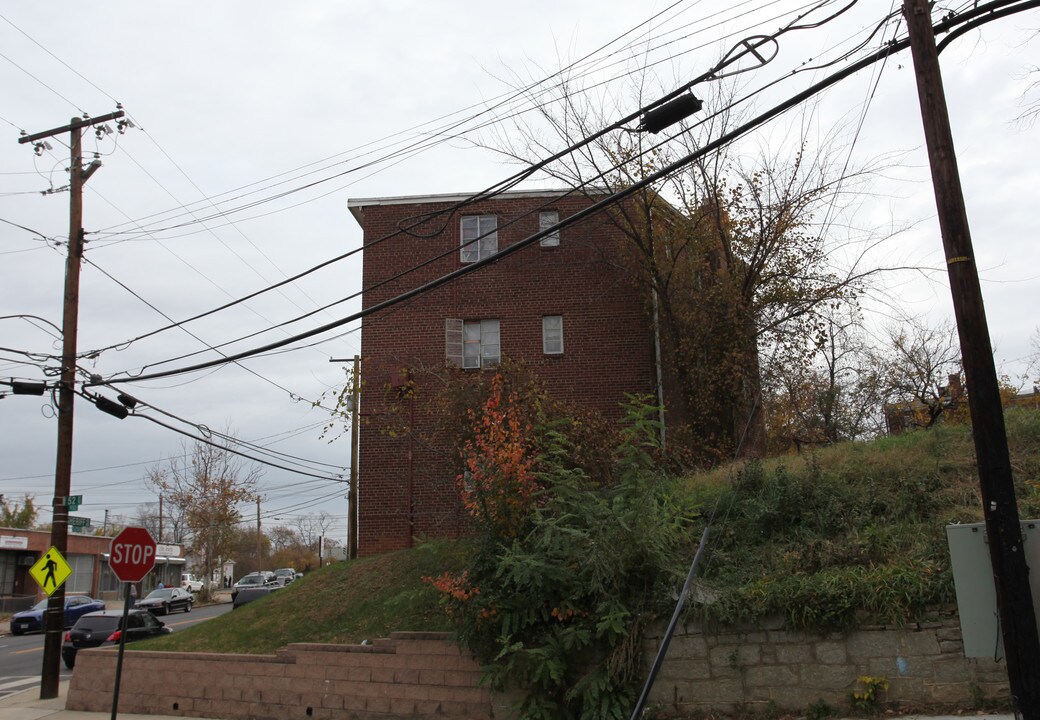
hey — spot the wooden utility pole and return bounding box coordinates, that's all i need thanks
[256,496,262,570]
[17,110,123,700]
[348,355,360,559]
[330,356,361,559]
[902,1,1040,714]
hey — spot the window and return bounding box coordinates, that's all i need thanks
[542,316,563,354]
[446,319,500,368]
[460,215,498,262]
[539,210,560,247]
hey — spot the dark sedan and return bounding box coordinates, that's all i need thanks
[135,587,193,615]
[9,595,106,635]
[62,610,169,669]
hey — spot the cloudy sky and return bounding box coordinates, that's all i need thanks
[1,1,1037,545]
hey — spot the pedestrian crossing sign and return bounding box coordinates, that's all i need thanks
[29,546,72,596]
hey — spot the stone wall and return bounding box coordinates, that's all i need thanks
[66,619,1010,718]
[66,632,510,720]
[647,615,1009,714]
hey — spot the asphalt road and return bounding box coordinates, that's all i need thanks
[0,602,232,700]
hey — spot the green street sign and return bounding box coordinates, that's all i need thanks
[65,495,82,511]
[68,515,91,529]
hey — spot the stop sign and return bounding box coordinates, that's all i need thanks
[109,527,157,582]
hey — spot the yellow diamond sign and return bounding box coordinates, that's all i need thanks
[29,546,72,596]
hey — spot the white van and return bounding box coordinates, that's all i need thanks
[180,573,203,592]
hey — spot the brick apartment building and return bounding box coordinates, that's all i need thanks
[348,190,670,555]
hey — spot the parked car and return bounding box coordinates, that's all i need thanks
[273,568,296,586]
[10,595,106,635]
[136,587,193,615]
[231,572,277,601]
[61,610,170,669]
[232,586,278,609]
[180,573,204,593]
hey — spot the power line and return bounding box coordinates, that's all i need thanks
[84,0,827,242]
[89,2,906,389]
[76,0,862,368]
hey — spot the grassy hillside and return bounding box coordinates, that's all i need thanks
[142,540,469,654]
[143,407,1040,653]
[683,407,1040,628]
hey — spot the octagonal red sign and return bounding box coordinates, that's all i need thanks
[109,526,157,583]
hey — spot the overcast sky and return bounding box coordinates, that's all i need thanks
[1,1,1037,545]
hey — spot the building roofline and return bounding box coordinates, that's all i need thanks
[346,188,608,227]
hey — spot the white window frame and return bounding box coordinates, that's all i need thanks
[446,318,500,368]
[542,315,563,355]
[460,215,498,263]
[539,210,560,247]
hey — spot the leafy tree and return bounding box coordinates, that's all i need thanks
[0,494,37,528]
[147,438,260,595]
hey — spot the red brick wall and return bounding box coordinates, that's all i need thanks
[67,632,510,720]
[354,193,657,555]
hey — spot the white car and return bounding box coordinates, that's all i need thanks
[180,573,204,593]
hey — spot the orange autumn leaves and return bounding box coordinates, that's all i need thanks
[458,373,538,538]
[425,374,538,616]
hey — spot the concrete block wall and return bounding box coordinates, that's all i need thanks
[647,616,1009,715]
[66,632,506,720]
[66,619,1007,718]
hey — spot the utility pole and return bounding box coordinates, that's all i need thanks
[348,355,360,559]
[256,496,262,571]
[330,356,361,559]
[902,2,1040,715]
[18,110,123,700]
[158,494,164,543]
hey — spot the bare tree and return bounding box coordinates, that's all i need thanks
[1028,326,1040,386]
[148,437,261,596]
[480,68,902,461]
[763,305,885,452]
[878,317,962,432]
[134,495,188,545]
[292,512,335,550]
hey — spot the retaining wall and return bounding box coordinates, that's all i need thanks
[66,631,509,720]
[66,618,1009,718]
[648,615,1009,714]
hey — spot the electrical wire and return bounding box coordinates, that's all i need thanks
[77,0,867,368]
[85,0,835,242]
[91,2,939,388]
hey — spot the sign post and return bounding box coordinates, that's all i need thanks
[108,527,156,720]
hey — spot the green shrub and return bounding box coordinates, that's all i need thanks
[428,386,696,720]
